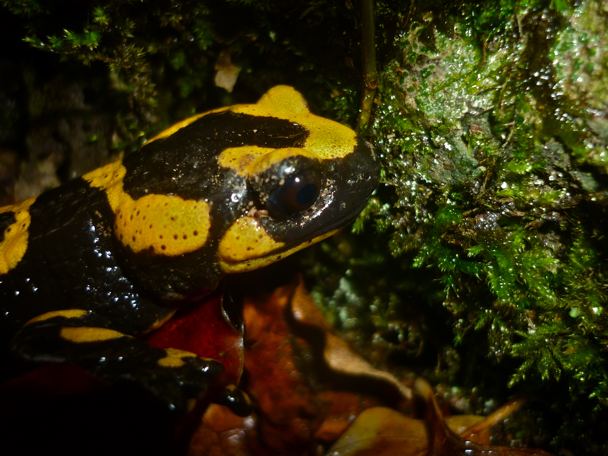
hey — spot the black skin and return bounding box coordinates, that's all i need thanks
[0,109,377,413]
[0,180,221,411]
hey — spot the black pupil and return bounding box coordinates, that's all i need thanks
[267,174,320,218]
[296,182,317,205]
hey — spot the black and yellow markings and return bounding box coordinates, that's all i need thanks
[218,224,340,273]
[59,326,127,343]
[122,109,309,203]
[157,348,198,368]
[23,309,126,344]
[218,86,357,177]
[0,198,35,274]
[213,86,362,272]
[139,85,356,179]
[217,216,284,270]
[84,160,211,256]
[26,309,89,325]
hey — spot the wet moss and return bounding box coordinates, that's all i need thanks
[308,0,608,453]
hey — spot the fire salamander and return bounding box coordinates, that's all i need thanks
[0,85,377,412]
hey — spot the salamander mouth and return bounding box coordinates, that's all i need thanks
[320,195,371,232]
[217,226,340,274]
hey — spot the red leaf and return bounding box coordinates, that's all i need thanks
[147,291,244,386]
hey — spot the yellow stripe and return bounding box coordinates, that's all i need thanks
[0,198,35,274]
[234,86,356,157]
[26,309,88,325]
[60,326,126,343]
[219,86,357,176]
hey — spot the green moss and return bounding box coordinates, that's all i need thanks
[308,0,608,453]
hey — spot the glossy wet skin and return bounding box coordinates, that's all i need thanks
[0,85,377,411]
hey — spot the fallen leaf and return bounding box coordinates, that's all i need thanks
[189,278,385,455]
[328,398,552,456]
[242,282,324,454]
[192,278,552,456]
[415,378,553,456]
[327,406,428,456]
[214,50,241,92]
[148,291,244,386]
[188,405,255,456]
[291,281,413,402]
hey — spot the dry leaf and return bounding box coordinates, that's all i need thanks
[291,281,413,402]
[191,279,552,456]
[214,50,241,92]
[242,282,324,454]
[188,405,255,456]
[327,407,428,456]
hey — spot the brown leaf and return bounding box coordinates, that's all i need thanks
[291,281,413,402]
[328,398,552,456]
[214,50,241,92]
[415,378,553,456]
[193,279,552,456]
[228,279,385,454]
[188,405,255,456]
[242,282,324,454]
[327,406,428,456]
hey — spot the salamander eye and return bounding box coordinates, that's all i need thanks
[266,171,320,219]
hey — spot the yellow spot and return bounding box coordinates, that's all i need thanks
[84,161,211,256]
[219,85,357,176]
[218,216,284,264]
[218,215,340,273]
[158,348,197,368]
[115,194,210,256]
[26,309,88,325]
[0,197,35,275]
[60,327,125,343]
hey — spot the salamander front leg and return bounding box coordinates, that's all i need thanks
[11,314,223,411]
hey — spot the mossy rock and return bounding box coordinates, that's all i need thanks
[309,1,608,453]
